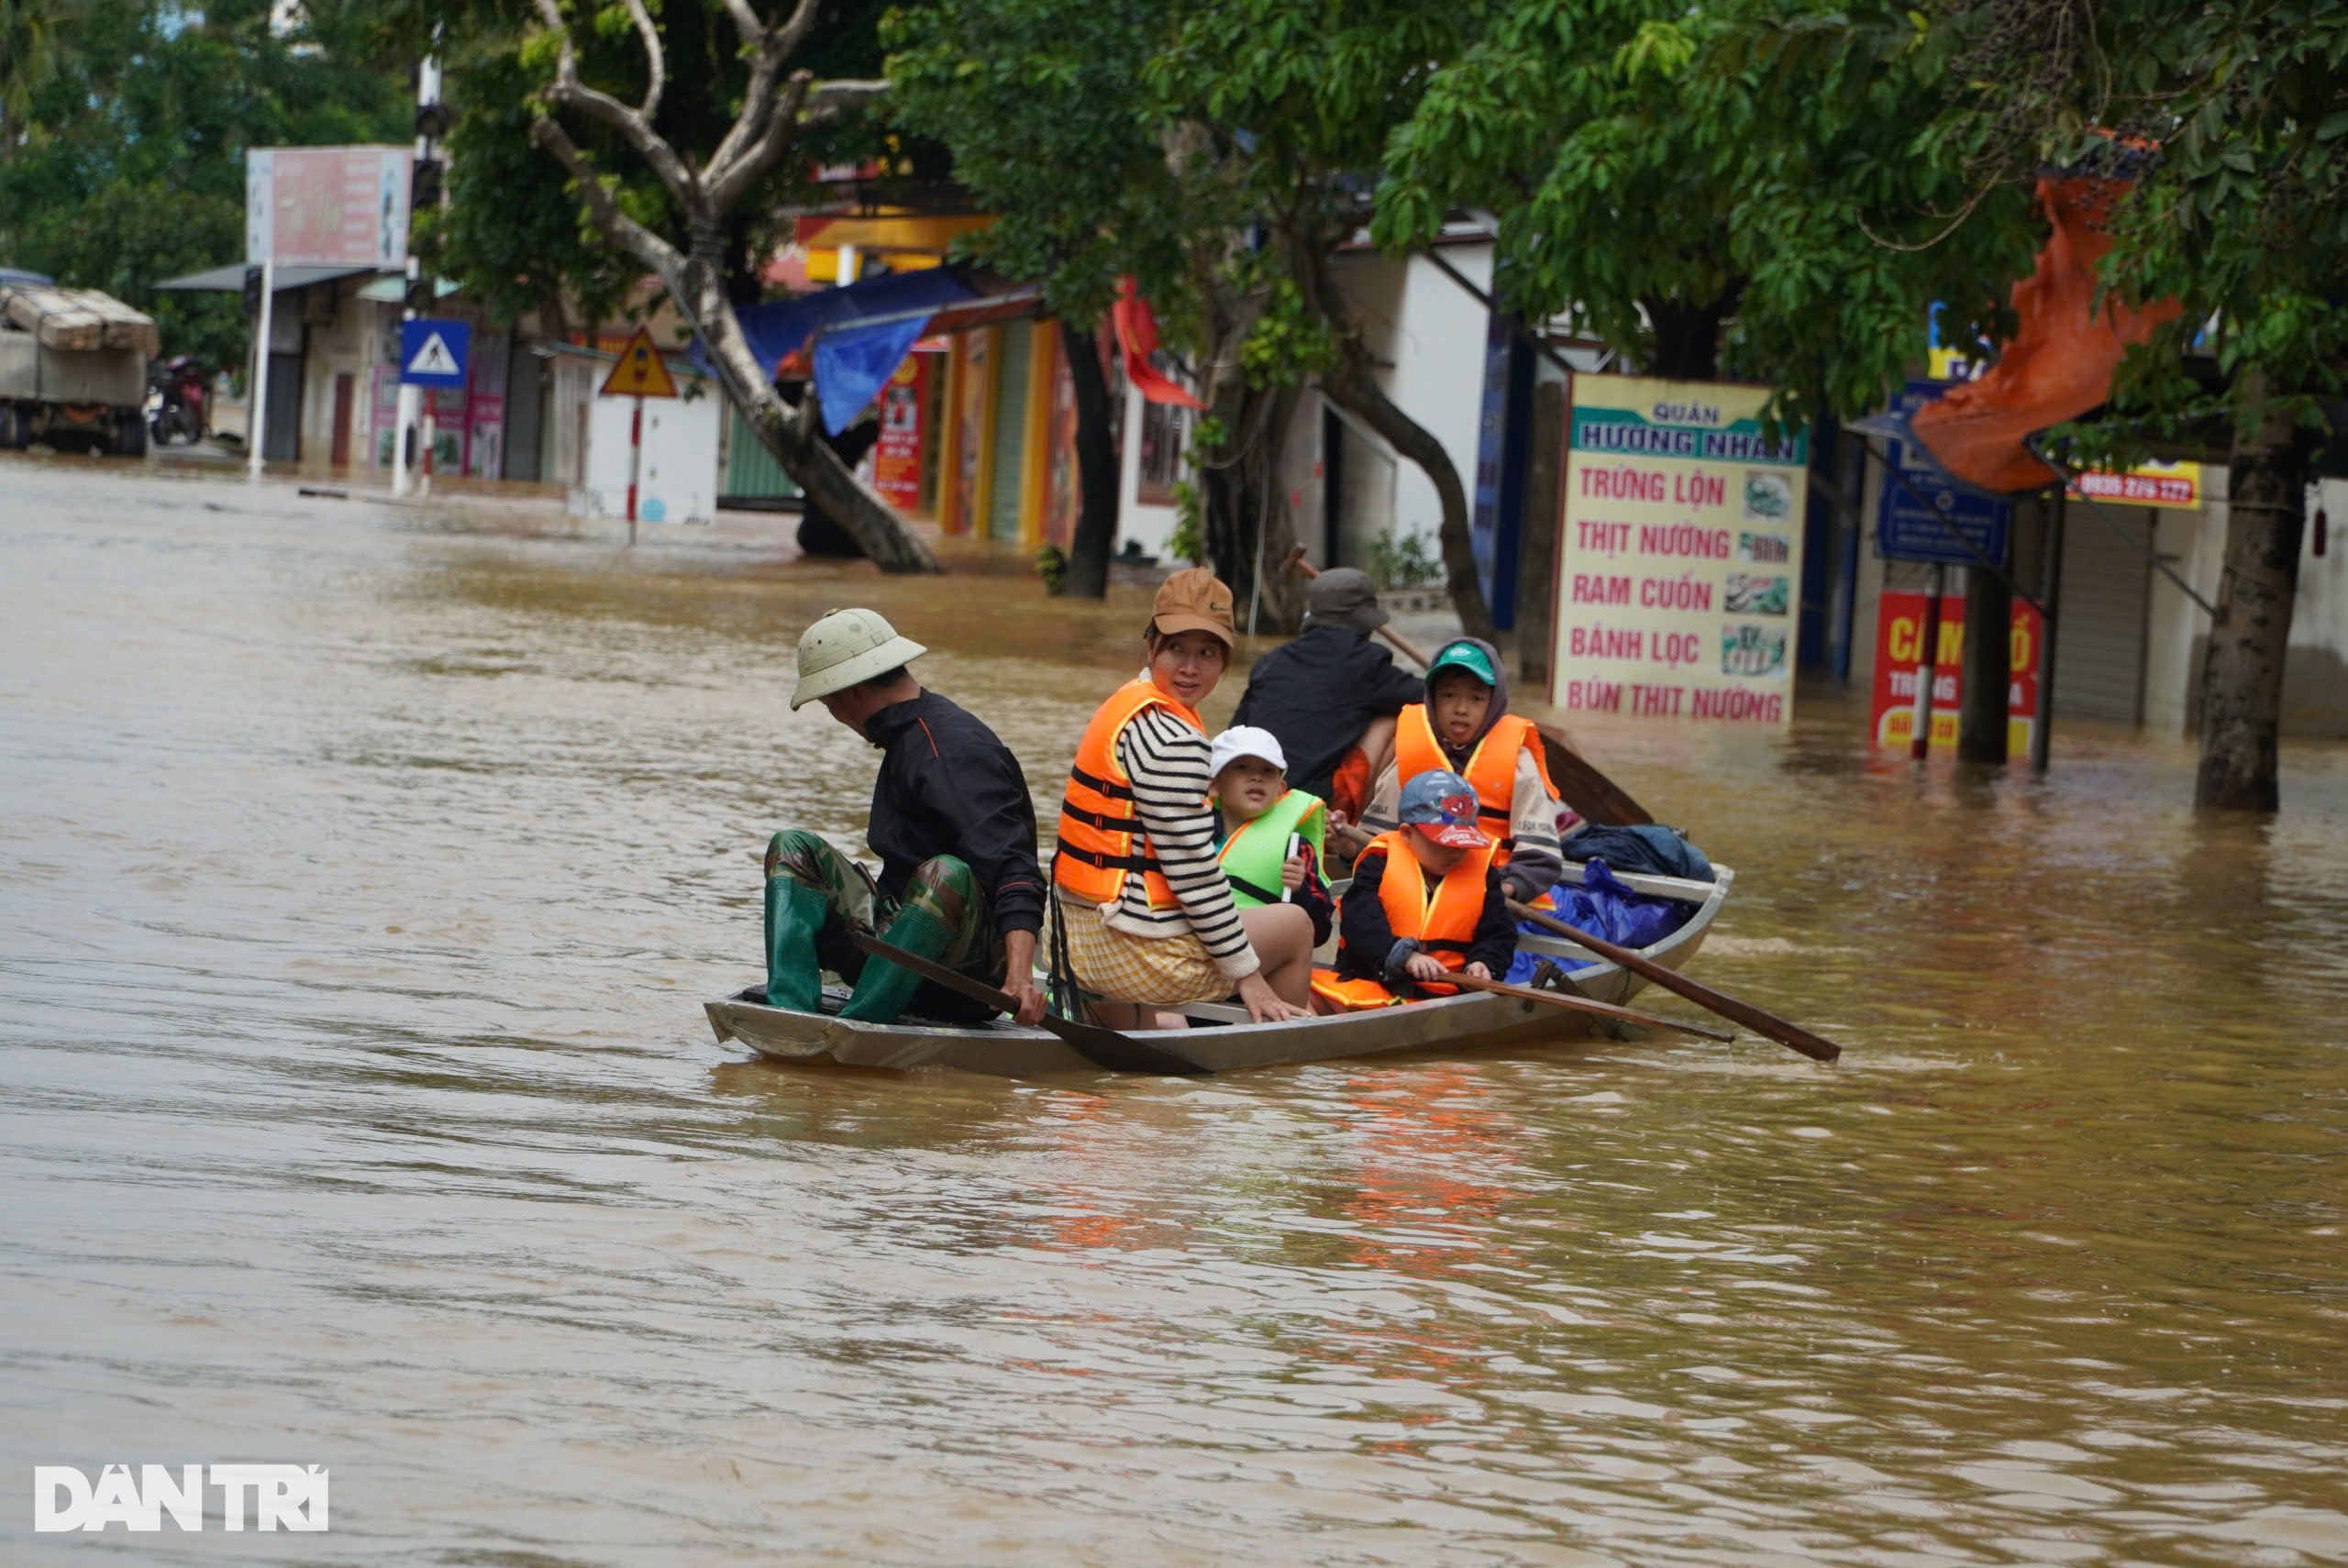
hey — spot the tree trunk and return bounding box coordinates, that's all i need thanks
[679,248,942,573]
[2195,384,2308,811]
[1058,317,1121,598]
[1322,354,1496,645]
[1644,295,1728,381]
[1198,381,1305,631]
[1515,378,1567,686]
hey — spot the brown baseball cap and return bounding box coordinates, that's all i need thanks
[1150,568,1236,652]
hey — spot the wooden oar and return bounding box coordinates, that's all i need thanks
[847,933,1211,1077]
[1429,968,1733,1041]
[1279,547,1655,827]
[1505,900,1844,1064]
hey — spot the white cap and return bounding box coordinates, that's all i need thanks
[1209,724,1288,778]
[790,607,927,710]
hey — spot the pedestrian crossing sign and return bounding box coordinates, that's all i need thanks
[399,318,471,388]
[599,327,679,399]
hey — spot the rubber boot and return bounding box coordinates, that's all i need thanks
[763,877,830,1013]
[839,903,955,1023]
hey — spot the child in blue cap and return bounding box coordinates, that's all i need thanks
[1312,768,1520,1011]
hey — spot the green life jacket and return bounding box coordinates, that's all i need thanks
[1217,790,1328,909]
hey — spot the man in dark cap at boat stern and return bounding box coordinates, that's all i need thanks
[1232,566,1423,824]
[758,608,1047,1026]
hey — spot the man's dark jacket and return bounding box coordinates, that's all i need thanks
[1232,624,1423,800]
[863,690,1045,935]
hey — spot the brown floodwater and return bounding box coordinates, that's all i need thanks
[3,458,2343,1566]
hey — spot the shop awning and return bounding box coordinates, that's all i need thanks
[712,267,1042,436]
[154,262,390,293]
[792,211,992,256]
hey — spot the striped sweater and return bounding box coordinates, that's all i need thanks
[1055,705,1258,979]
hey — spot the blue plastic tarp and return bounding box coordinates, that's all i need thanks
[703,269,977,436]
[1503,858,1693,986]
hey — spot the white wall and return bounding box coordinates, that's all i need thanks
[1115,381,1186,558]
[570,381,721,524]
[1329,242,1492,568]
[2282,476,2348,737]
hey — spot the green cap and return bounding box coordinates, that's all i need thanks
[1427,640,1497,686]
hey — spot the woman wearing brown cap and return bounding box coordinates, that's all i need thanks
[1052,569,1313,1026]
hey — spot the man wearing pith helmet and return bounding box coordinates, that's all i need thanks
[760,608,1047,1026]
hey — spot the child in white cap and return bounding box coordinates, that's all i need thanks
[1207,724,1334,945]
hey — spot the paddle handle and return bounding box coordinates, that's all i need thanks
[1280,832,1301,902]
[1506,899,1843,1063]
[1438,967,1733,1041]
[1279,547,1654,828]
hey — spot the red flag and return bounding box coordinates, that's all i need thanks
[1112,279,1203,409]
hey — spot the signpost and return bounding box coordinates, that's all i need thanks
[244,145,411,480]
[397,319,469,497]
[597,327,680,544]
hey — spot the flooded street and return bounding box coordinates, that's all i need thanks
[4,460,2344,1565]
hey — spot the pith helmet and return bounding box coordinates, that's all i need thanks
[790,607,927,710]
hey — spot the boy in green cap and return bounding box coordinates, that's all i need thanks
[1357,636,1567,906]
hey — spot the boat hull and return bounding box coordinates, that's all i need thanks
[705,866,1732,1077]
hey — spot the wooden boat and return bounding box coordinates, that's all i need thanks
[705,862,1733,1077]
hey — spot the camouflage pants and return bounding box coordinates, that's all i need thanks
[763,830,1002,1020]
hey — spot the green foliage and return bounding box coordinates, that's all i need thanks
[1166,477,1203,564]
[1915,0,2348,447]
[1366,526,1443,590]
[375,0,914,320]
[884,0,1188,327]
[0,0,406,371]
[1036,542,1069,593]
[421,46,638,334]
[1375,0,2036,424]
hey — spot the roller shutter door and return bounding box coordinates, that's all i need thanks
[987,322,1033,540]
[2054,506,2152,724]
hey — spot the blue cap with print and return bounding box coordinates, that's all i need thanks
[1396,768,1490,849]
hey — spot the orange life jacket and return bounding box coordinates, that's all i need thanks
[1392,703,1555,866]
[1053,678,1204,911]
[1310,830,1495,1011]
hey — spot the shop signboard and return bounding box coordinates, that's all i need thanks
[876,354,927,513]
[1869,590,2043,754]
[246,147,410,267]
[1549,376,1809,725]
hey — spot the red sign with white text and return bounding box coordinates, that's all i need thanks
[1870,591,2042,753]
[874,354,927,512]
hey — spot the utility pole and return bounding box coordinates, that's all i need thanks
[394,54,445,498]
[1957,507,2018,763]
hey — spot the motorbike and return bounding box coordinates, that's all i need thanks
[144,356,206,446]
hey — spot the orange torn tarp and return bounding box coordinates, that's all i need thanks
[1899,175,2182,493]
[1113,279,1203,409]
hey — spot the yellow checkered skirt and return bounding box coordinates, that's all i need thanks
[1056,900,1234,1007]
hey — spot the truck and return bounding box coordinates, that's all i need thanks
[0,269,160,458]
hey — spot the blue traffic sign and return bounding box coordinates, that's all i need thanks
[399,318,471,389]
[1875,380,2012,567]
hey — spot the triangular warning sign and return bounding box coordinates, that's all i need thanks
[405,332,460,378]
[599,326,680,399]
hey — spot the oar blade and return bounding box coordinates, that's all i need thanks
[1041,1015,1213,1077]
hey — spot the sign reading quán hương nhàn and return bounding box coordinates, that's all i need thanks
[1550,377,1810,726]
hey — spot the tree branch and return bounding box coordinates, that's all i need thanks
[530,116,682,283]
[532,0,701,209]
[707,68,815,213]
